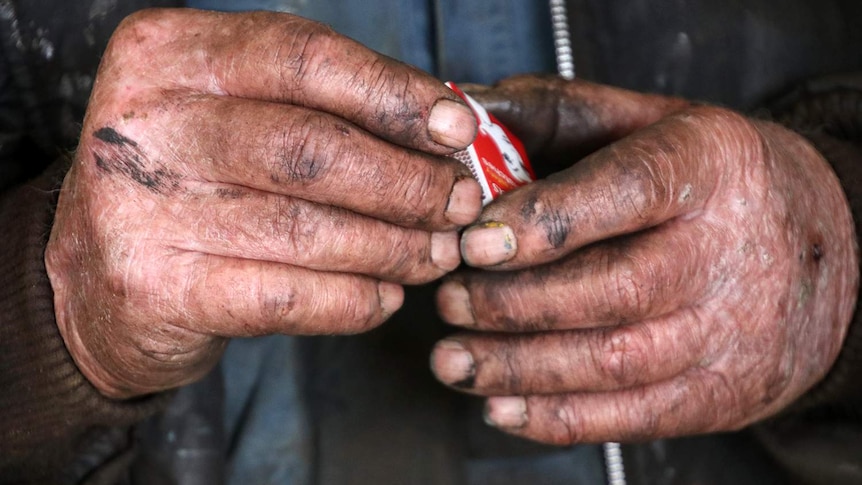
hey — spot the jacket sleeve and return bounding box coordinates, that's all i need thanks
[0,160,171,484]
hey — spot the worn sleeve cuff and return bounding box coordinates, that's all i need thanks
[0,160,170,483]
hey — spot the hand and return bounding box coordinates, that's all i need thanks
[431,76,858,444]
[45,8,482,399]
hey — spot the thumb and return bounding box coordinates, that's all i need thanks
[464,75,689,175]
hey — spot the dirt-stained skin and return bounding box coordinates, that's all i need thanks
[92,126,181,193]
[41,9,859,448]
[45,8,483,399]
[432,75,858,445]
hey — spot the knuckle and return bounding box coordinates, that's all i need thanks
[486,344,523,392]
[340,292,382,333]
[248,271,306,333]
[598,136,671,222]
[618,393,662,440]
[269,112,332,184]
[600,251,647,318]
[595,326,651,387]
[387,257,435,285]
[543,209,574,251]
[391,162,441,224]
[613,270,642,316]
[511,186,574,254]
[346,57,427,144]
[375,66,414,124]
[548,400,585,445]
[110,8,171,54]
[674,105,763,159]
[269,197,318,257]
[260,290,299,325]
[273,18,337,89]
[349,55,410,112]
[617,149,676,222]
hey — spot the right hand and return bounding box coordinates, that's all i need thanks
[432,76,857,444]
[44,8,481,399]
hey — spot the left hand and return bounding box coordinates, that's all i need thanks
[431,76,859,445]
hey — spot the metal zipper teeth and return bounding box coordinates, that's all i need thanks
[603,442,627,485]
[548,2,627,484]
[549,0,575,80]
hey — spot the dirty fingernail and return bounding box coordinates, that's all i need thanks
[461,222,517,266]
[429,98,477,150]
[484,396,528,429]
[431,339,475,388]
[436,280,475,326]
[431,232,461,272]
[445,177,482,226]
[378,281,405,319]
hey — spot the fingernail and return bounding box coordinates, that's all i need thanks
[428,99,477,150]
[484,396,528,429]
[431,232,461,272]
[378,281,404,319]
[431,339,475,388]
[461,222,517,266]
[445,177,482,226]
[437,280,475,326]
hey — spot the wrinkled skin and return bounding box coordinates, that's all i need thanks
[44,9,483,399]
[431,76,859,445]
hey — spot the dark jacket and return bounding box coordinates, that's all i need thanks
[567,1,862,484]
[0,0,860,483]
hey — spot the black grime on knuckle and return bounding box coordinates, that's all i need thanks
[94,127,137,146]
[538,209,572,249]
[516,189,572,250]
[520,193,540,220]
[358,59,427,144]
[276,156,322,182]
[91,126,180,194]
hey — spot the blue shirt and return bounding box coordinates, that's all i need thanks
[185,0,556,84]
[176,2,601,485]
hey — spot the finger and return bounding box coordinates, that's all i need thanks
[431,309,714,395]
[107,9,477,153]
[483,370,745,445]
[157,252,404,337]
[464,76,689,167]
[134,95,481,229]
[439,223,712,330]
[167,188,462,285]
[460,106,759,269]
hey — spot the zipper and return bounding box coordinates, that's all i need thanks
[548,2,627,484]
[603,441,627,485]
[548,0,575,80]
